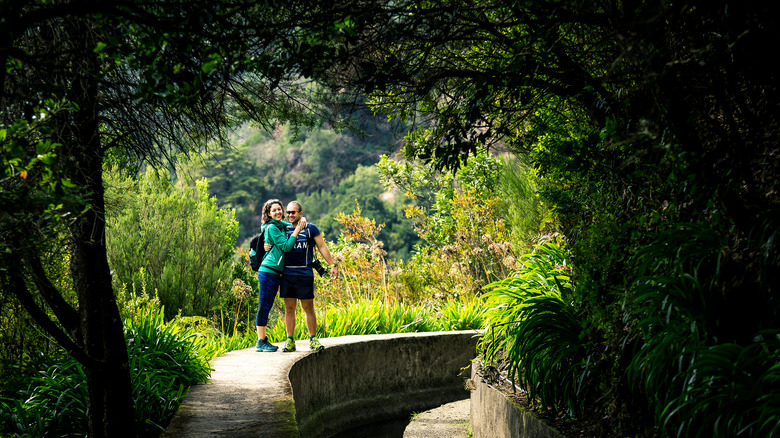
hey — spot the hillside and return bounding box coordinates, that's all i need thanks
[192,118,422,259]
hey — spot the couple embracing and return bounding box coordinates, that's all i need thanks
[254,199,338,353]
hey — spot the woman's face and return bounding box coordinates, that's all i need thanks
[269,203,284,221]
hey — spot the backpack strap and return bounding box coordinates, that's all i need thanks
[252,223,267,251]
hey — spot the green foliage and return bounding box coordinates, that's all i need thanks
[2,1,360,435]
[115,282,164,323]
[375,151,524,298]
[388,247,445,302]
[0,295,57,373]
[187,136,269,242]
[714,339,778,434]
[297,164,419,259]
[0,307,217,437]
[0,99,75,202]
[375,153,448,207]
[324,199,478,304]
[0,356,88,437]
[438,299,486,332]
[125,309,213,436]
[193,122,421,258]
[201,330,257,356]
[6,3,775,437]
[0,289,258,438]
[405,187,516,291]
[377,149,502,246]
[309,154,522,311]
[482,242,594,417]
[267,298,485,340]
[496,158,554,244]
[197,117,405,246]
[105,166,239,319]
[0,230,76,378]
[303,5,780,433]
[626,223,780,437]
[659,337,780,438]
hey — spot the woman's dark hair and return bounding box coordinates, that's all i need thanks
[261,199,283,223]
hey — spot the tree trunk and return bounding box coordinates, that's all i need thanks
[70,182,135,437]
[63,18,135,437]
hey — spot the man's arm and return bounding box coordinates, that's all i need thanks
[313,234,339,279]
[268,219,306,252]
[265,219,307,252]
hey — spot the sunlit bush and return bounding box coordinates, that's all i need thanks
[317,188,518,309]
[105,166,238,320]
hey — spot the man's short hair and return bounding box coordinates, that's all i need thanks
[288,200,303,212]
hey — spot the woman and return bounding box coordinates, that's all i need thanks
[255,199,307,352]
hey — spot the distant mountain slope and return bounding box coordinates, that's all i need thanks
[191,117,420,257]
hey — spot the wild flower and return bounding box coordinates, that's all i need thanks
[230,279,252,301]
[503,255,517,269]
[371,241,387,258]
[442,244,459,258]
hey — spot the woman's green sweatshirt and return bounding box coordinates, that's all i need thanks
[259,219,296,275]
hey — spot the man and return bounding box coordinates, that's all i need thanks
[279,201,338,352]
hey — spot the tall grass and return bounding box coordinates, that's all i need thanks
[0,356,88,437]
[267,298,485,340]
[659,336,780,437]
[125,308,212,435]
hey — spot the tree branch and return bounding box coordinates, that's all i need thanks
[24,251,81,335]
[3,257,92,367]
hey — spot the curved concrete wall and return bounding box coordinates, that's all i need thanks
[469,365,563,438]
[288,331,480,438]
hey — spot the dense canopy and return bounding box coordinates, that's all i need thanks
[2,0,778,436]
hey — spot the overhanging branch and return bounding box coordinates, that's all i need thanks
[24,252,81,334]
[3,257,93,367]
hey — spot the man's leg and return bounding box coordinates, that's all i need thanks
[301,299,317,337]
[282,297,298,352]
[284,297,298,336]
[302,299,324,351]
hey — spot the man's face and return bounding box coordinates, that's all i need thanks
[286,203,301,223]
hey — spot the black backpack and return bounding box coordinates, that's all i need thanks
[249,224,268,271]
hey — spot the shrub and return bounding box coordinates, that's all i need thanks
[626,223,780,437]
[481,242,595,417]
[105,166,239,320]
[0,307,217,437]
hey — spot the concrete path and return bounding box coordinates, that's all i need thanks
[162,334,473,437]
[162,339,312,437]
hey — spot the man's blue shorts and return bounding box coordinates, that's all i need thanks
[280,275,315,300]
